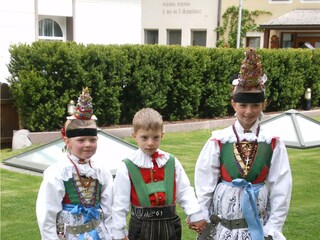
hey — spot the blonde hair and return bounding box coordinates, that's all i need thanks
[64,119,97,130]
[132,108,163,133]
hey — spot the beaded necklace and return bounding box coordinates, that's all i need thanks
[69,157,98,207]
[232,124,260,177]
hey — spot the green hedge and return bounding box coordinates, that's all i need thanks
[7,41,320,131]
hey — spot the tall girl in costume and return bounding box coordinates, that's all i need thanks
[194,49,292,240]
[36,87,113,240]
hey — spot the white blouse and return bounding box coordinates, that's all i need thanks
[36,154,113,240]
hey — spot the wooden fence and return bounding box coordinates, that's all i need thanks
[1,83,19,148]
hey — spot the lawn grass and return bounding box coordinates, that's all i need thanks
[1,125,320,239]
[1,169,42,239]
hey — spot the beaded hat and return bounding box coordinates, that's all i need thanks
[232,48,267,103]
[61,87,97,139]
[67,87,97,120]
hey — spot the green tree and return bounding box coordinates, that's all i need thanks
[215,6,271,48]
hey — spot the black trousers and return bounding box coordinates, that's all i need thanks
[128,215,182,240]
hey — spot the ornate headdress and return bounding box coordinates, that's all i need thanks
[61,87,97,139]
[232,48,267,103]
[67,87,97,120]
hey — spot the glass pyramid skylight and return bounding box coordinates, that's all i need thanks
[3,130,137,176]
[260,109,320,149]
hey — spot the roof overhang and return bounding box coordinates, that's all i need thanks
[260,9,320,30]
[260,25,320,30]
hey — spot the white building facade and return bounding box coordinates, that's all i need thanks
[142,0,219,47]
[0,0,141,83]
[2,0,319,83]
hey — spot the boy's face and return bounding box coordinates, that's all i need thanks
[132,128,164,156]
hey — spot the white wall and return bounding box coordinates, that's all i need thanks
[0,0,36,83]
[0,0,142,83]
[74,0,141,44]
[38,0,73,16]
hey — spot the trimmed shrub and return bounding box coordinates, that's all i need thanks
[7,42,320,131]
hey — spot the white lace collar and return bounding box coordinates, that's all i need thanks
[211,120,273,144]
[127,149,170,168]
[56,154,106,185]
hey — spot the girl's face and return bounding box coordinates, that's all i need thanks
[64,134,98,160]
[231,100,265,130]
[132,128,164,156]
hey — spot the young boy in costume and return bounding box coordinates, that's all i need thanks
[112,107,207,240]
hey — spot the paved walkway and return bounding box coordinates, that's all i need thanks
[28,108,320,143]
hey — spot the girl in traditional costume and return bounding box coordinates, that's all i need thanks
[194,49,292,240]
[36,87,113,240]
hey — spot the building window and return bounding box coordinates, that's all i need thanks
[281,32,320,48]
[301,0,320,2]
[282,33,293,48]
[269,0,291,3]
[39,18,63,41]
[246,37,260,48]
[144,30,159,44]
[270,0,291,2]
[296,33,320,48]
[191,30,207,46]
[167,30,181,45]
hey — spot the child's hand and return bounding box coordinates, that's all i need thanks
[188,219,207,233]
